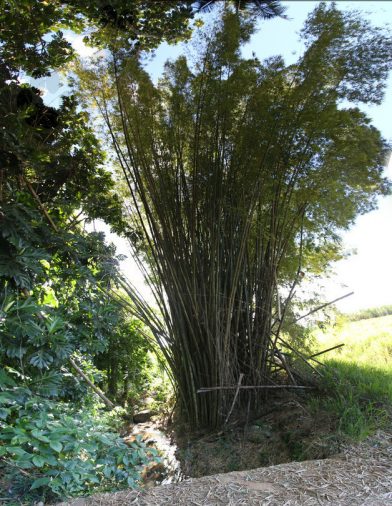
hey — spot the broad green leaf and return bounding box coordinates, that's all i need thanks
[29,351,53,369]
[31,429,50,443]
[6,446,29,457]
[30,476,51,490]
[0,408,11,420]
[32,455,46,467]
[49,440,63,452]
[18,458,35,469]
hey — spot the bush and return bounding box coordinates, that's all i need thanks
[0,377,159,503]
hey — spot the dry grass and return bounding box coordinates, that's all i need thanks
[58,431,392,506]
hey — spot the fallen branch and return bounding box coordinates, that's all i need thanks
[275,335,324,377]
[69,357,115,409]
[274,349,297,385]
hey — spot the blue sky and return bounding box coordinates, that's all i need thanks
[31,1,392,312]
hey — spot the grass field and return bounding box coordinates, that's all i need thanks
[310,315,392,439]
[314,314,392,371]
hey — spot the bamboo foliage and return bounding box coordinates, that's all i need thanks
[81,5,391,427]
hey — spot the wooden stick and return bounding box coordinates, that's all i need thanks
[294,292,354,323]
[225,373,244,425]
[308,343,344,359]
[69,357,115,408]
[197,384,313,393]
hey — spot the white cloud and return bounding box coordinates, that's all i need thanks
[322,155,392,313]
[68,34,102,58]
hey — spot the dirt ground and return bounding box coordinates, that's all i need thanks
[58,430,392,506]
[173,397,341,478]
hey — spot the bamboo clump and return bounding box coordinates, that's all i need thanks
[87,14,355,427]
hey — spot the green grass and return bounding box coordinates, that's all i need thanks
[314,314,392,371]
[309,315,392,440]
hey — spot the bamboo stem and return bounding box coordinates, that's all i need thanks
[308,343,344,359]
[294,292,354,323]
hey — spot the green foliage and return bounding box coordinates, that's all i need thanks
[0,193,127,394]
[0,73,129,237]
[1,1,189,77]
[0,182,155,503]
[0,376,158,502]
[0,0,285,81]
[70,1,194,54]
[196,0,286,18]
[94,317,151,402]
[0,1,161,502]
[0,0,76,77]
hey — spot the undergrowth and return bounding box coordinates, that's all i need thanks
[0,372,160,504]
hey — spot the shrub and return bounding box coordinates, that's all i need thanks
[0,376,159,503]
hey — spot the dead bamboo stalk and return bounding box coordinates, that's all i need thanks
[294,292,354,323]
[308,343,344,359]
[274,349,297,385]
[276,335,323,377]
[224,373,244,425]
[198,384,313,393]
[69,357,115,409]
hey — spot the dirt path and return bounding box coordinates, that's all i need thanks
[59,431,392,505]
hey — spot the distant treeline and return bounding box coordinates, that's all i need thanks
[347,305,392,322]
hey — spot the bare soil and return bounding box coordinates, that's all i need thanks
[171,392,343,478]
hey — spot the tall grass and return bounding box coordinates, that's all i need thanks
[314,314,392,371]
[310,315,392,440]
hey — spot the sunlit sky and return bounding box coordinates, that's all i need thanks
[33,1,392,313]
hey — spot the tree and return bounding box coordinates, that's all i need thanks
[0,3,165,501]
[83,4,392,427]
[0,0,285,78]
[196,0,286,17]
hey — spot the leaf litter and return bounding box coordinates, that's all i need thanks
[57,430,391,505]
